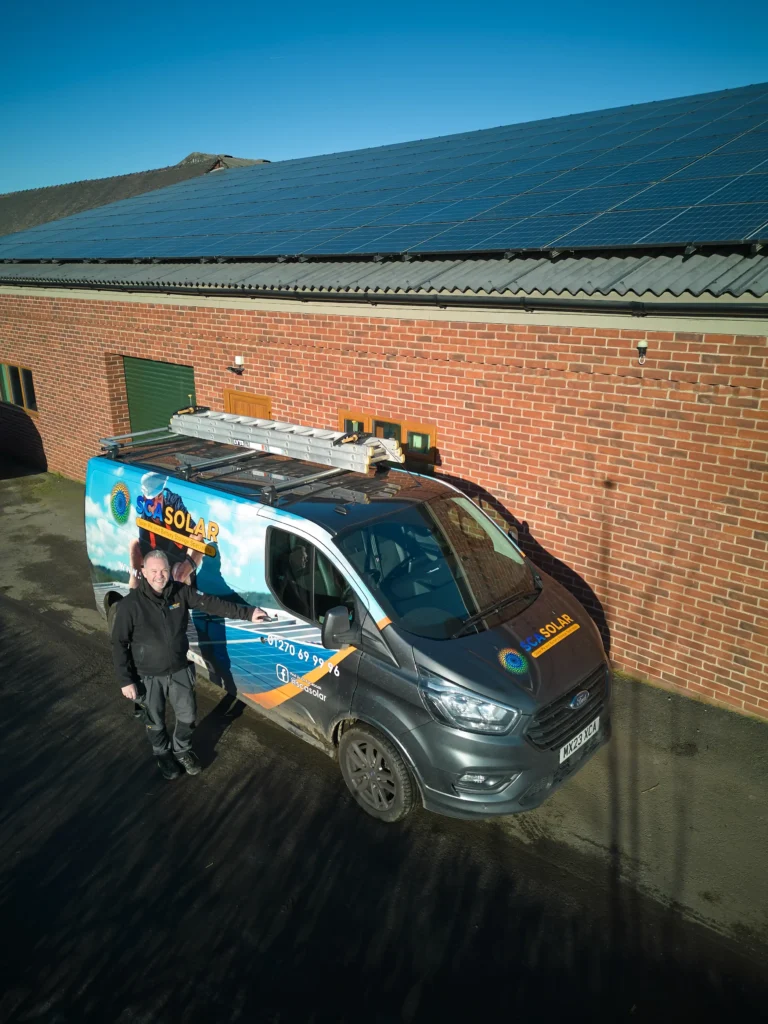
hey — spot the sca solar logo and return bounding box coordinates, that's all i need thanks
[110,482,131,525]
[497,647,528,675]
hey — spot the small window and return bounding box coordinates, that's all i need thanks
[407,430,430,453]
[267,528,354,624]
[341,409,369,436]
[8,366,23,406]
[21,369,37,412]
[339,410,436,464]
[372,420,402,443]
[0,364,37,413]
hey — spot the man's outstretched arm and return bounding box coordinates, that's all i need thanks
[184,588,269,623]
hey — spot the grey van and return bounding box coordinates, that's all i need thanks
[86,412,610,821]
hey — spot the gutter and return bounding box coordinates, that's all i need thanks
[0,277,766,318]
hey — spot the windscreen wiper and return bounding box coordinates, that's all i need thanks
[452,588,541,639]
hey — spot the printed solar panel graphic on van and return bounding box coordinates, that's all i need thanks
[1,83,766,260]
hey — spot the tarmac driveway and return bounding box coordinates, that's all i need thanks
[0,461,766,1023]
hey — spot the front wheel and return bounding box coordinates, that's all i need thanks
[338,726,415,823]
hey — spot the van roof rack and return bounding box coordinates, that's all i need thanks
[169,410,405,474]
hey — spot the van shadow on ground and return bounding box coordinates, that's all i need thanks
[438,471,612,655]
[0,596,765,1024]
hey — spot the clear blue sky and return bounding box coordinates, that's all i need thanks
[2,0,766,194]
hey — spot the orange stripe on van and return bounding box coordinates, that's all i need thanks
[243,647,356,711]
[376,616,392,630]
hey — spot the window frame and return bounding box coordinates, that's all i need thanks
[0,363,38,414]
[339,409,437,463]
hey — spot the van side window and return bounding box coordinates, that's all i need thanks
[267,528,354,625]
[268,530,313,620]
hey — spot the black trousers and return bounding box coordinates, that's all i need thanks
[140,665,197,756]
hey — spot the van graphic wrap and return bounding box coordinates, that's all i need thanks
[86,461,351,712]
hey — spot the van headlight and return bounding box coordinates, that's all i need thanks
[417,668,520,735]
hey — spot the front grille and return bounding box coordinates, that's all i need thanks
[526,665,607,751]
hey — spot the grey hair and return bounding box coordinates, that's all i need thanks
[143,550,170,570]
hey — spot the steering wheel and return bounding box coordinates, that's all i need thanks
[381,551,435,584]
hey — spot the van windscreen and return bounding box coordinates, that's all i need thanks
[334,496,534,639]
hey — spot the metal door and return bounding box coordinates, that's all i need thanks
[123,356,195,432]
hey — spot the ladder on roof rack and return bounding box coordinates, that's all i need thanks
[169,410,405,473]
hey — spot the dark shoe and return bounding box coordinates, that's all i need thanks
[176,750,202,776]
[157,753,183,780]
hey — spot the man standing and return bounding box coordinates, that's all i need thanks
[113,549,267,779]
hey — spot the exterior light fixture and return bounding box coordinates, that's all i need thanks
[228,355,245,376]
[637,340,648,365]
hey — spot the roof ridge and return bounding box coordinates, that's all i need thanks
[0,158,219,199]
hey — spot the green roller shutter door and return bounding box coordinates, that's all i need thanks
[123,357,196,433]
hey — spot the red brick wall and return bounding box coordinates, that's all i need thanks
[1,292,767,719]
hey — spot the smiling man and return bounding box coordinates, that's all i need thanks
[112,549,268,779]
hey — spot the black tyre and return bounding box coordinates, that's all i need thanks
[338,725,415,823]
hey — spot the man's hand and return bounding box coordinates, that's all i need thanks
[251,607,269,622]
[121,684,138,700]
[173,549,204,585]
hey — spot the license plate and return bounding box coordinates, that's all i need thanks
[559,716,600,763]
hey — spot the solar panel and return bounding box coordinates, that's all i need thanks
[1,82,767,261]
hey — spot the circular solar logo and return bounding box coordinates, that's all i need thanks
[497,647,527,675]
[110,482,131,525]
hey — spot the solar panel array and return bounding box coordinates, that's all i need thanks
[1,83,767,261]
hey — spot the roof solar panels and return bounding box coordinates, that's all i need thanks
[1,82,767,261]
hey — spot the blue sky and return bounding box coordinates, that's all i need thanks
[2,0,767,194]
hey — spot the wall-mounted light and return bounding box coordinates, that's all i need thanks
[637,340,648,365]
[227,355,245,376]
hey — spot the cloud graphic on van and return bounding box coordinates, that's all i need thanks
[85,492,135,567]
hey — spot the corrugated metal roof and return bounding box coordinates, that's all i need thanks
[1,251,767,298]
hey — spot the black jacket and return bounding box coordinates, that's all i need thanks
[112,578,253,688]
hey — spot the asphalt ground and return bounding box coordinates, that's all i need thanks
[0,461,767,1023]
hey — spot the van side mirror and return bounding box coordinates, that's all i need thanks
[507,525,519,543]
[321,605,360,650]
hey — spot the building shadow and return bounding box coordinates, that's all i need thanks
[1,597,765,1024]
[0,404,47,473]
[437,471,612,655]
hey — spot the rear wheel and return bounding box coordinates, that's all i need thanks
[338,725,415,823]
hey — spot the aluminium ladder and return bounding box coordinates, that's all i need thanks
[169,410,405,473]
